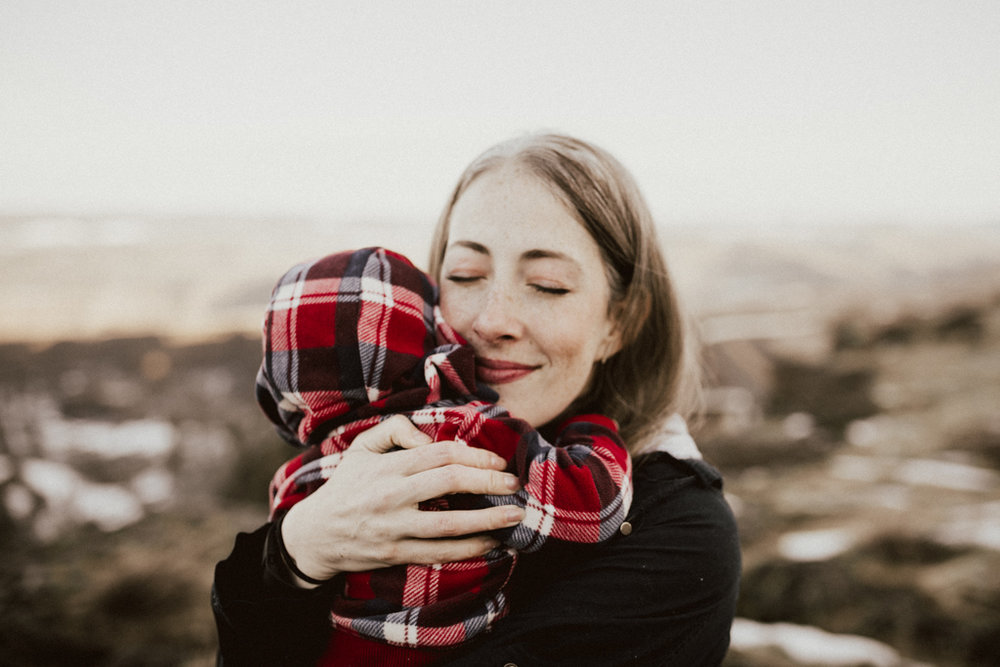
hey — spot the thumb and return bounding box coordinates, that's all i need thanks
[350,415,433,454]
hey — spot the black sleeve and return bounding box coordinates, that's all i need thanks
[212,523,335,666]
[440,453,742,667]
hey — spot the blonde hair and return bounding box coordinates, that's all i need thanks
[429,133,700,453]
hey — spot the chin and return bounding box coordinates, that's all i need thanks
[498,400,541,428]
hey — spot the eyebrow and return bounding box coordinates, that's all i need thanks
[450,240,489,255]
[449,240,579,266]
[522,248,576,263]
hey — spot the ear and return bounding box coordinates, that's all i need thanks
[596,306,625,363]
[597,328,623,363]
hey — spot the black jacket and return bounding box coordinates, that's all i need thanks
[212,452,741,666]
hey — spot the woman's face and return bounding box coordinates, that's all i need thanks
[438,165,621,428]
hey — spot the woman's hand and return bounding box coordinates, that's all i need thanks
[280,415,525,587]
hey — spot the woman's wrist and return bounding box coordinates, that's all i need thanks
[267,508,338,589]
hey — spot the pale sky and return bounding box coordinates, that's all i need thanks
[2,0,998,227]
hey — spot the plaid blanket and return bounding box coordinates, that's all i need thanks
[257,247,632,651]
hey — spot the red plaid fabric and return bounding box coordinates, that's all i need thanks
[257,248,632,657]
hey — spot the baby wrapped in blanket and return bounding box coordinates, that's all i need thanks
[256,247,632,665]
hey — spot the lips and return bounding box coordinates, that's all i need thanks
[475,357,539,385]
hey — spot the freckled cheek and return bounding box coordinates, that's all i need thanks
[438,291,474,335]
[539,301,607,360]
[542,329,598,375]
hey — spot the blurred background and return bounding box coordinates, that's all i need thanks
[2,2,999,665]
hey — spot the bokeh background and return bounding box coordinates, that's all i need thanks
[2,2,999,665]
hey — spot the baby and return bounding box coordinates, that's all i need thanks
[256,247,631,665]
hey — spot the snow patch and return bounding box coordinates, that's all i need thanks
[778,527,859,562]
[731,618,926,666]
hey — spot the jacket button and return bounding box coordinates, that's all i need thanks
[619,521,633,536]
[503,663,517,667]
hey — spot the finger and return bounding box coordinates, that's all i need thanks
[405,465,520,503]
[406,505,525,539]
[350,415,431,454]
[386,536,508,566]
[394,440,508,475]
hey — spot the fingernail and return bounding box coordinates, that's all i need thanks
[490,454,507,469]
[504,507,525,523]
[504,474,520,491]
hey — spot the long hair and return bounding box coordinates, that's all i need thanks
[429,133,700,453]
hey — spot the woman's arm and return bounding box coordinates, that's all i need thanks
[212,416,525,662]
[213,523,335,666]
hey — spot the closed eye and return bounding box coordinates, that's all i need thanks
[445,274,482,284]
[531,284,570,295]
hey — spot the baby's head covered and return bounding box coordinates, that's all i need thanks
[256,247,451,446]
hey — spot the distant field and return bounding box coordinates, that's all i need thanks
[2,217,998,345]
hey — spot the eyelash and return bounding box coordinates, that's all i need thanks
[532,285,570,296]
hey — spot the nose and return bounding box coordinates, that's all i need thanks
[471,285,524,343]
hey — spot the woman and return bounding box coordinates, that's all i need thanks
[213,133,741,666]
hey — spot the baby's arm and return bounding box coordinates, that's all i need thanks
[465,411,632,552]
[267,417,382,519]
[269,445,344,520]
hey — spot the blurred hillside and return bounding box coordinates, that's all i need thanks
[2,217,999,347]
[1,218,999,665]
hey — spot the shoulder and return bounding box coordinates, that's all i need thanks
[630,450,732,527]
[627,451,742,600]
[622,451,741,596]
[626,414,740,581]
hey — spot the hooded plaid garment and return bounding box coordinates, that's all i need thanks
[257,247,632,656]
